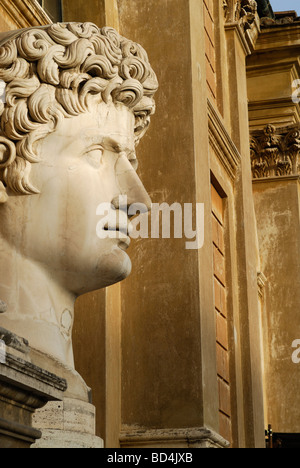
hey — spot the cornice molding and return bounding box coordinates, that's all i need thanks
[247,59,300,78]
[0,0,52,29]
[255,25,300,52]
[260,11,300,29]
[252,175,300,184]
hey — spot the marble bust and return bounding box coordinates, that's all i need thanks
[0,23,158,367]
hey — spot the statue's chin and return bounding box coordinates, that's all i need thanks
[69,251,132,296]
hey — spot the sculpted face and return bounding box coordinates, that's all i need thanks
[9,100,151,294]
[0,22,158,365]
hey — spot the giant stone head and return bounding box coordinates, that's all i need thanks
[0,22,158,366]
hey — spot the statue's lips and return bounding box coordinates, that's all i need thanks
[103,210,132,250]
[103,226,131,249]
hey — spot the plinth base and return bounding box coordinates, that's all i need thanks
[0,327,66,448]
[31,398,103,448]
[120,426,230,448]
[31,429,103,448]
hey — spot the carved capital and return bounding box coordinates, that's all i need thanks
[250,124,300,179]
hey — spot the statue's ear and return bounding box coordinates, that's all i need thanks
[0,137,16,204]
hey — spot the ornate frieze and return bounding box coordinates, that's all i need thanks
[250,124,300,179]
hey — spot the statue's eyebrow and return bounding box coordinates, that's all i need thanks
[83,134,136,161]
[86,135,134,155]
[102,137,137,158]
[101,137,125,152]
[102,137,137,165]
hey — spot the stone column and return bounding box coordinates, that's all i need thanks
[224,1,266,448]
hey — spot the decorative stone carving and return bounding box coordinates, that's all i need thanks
[223,0,229,19]
[0,22,158,368]
[260,12,300,28]
[238,0,257,31]
[225,0,257,30]
[250,124,300,179]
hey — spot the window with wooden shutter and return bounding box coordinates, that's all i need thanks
[211,183,232,444]
[204,0,217,101]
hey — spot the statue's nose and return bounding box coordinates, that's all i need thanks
[114,152,152,214]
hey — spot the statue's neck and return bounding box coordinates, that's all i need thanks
[0,240,76,367]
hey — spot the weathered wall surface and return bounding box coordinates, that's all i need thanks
[117,0,206,432]
[253,179,300,432]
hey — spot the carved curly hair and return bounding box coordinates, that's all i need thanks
[0,22,158,196]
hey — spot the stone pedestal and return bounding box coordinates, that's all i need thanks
[31,399,103,448]
[0,326,102,448]
[27,346,103,448]
[0,327,66,448]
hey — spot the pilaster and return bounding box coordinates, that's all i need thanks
[224,0,266,449]
[251,125,300,431]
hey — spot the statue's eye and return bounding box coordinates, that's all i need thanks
[86,146,104,167]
